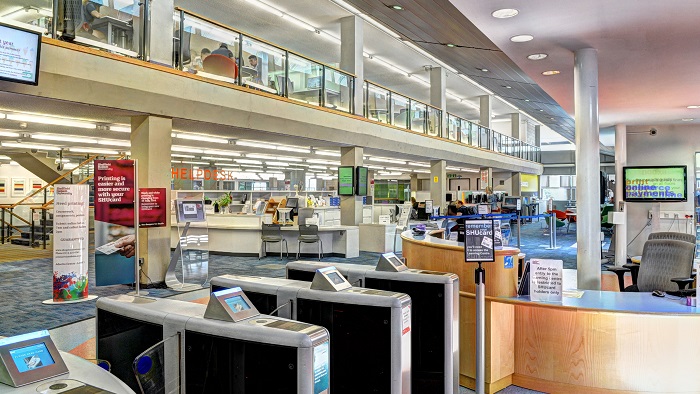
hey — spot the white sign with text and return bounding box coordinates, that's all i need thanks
[529,259,563,302]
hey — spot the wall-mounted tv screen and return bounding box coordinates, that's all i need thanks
[0,23,41,86]
[338,166,354,196]
[623,166,687,202]
[356,166,368,196]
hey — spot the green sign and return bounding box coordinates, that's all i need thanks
[338,166,354,195]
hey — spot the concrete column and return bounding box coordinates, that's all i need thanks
[429,67,447,137]
[479,95,492,128]
[430,160,447,212]
[512,172,522,196]
[614,124,627,266]
[574,48,601,290]
[340,147,363,225]
[409,173,419,196]
[534,125,541,147]
[131,115,172,283]
[150,0,175,64]
[510,113,521,140]
[340,16,364,116]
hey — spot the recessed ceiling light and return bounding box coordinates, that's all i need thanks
[390,5,403,10]
[491,8,519,18]
[539,109,544,112]
[550,117,555,120]
[527,53,548,60]
[510,34,533,43]
[687,105,700,109]
[682,118,694,122]
[542,70,560,76]
[446,43,456,48]
[504,85,512,89]
[478,68,488,72]
[525,99,530,102]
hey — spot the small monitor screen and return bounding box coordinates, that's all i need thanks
[338,166,355,196]
[356,166,368,196]
[224,295,251,313]
[183,203,198,216]
[388,257,403,267]
[326,272,346,285]
[9,343,55,373]
[285,198,298,208]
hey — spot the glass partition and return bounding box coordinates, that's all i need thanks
[391,94,409,129]
[446,114,459,141]
[426,106,441,137]
[478,125,490,150]
[0,1,52,34]
[409,100,426,133]
[324,68,353,113]
[287,53,323,106]
[492,132,502,154]
[57,0,141,57]
[241,35,286,95]
[366,82,390,123]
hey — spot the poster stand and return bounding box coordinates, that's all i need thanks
[127,161,148,296]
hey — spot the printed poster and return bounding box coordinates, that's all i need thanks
[94,160,136,286]
[139,188,167,228]
[463,219,495,262]
[52,185,90,302]
[0,178,6,197]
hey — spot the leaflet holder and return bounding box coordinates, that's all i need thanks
[204,287,260,323]
[166,199,210,291]
[0,330,68,388]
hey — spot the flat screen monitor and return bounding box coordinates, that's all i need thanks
[623,166,687,202]
[285,197,298,208]
[338,166,355,196]
[356,166,368,196]
[445,193,453,202]
[504,197,519,207]
[0,23,41,86]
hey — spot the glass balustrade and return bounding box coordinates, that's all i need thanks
[0,1,52,34]
[287,53,324,107]
[426,106,441,137]
[391,93,410,129]
[446,114,459,141]
[324,68,353,113]
[365,82,390,123]
[241,35,286,95]
[409,101,426,133]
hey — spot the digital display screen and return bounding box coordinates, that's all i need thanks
[176,199,206,223]
[326,272,346,285]
[313,341,330,394]
[285,198,298,208]
[623,166,687,202]
[9,343,55,373]
[388,257,403,267]
[356,166,368,196]
[0,23,41,86]
[338,166,354,196]
[183,203,197,216]
[224,295,251,313]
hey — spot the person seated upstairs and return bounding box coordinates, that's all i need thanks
[211,42,234,59]
[192,48,210,71]
[80,0,106,41]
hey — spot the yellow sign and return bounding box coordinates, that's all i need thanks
[521,174,538,192]
[433,176,439,183]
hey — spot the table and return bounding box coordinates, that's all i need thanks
[90,16,133,50]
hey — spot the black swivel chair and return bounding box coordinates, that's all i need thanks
[610,239,695,292]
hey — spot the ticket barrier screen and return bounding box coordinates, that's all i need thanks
[210,273,412,394]
[97,294,329,394]
[286,255,459,394]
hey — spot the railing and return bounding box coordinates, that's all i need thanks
[0,1,540,162]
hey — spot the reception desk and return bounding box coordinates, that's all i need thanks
[402,231,700,393]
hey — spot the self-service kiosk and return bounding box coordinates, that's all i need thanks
[286,253,459,394]
[210,267,412,394]
[96,291,330,394]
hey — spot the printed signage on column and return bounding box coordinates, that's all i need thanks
[464,219,495,262]
[50,185,91,303]
[139,188,167,228]
[94,160,136,286]
[529,259,563,302]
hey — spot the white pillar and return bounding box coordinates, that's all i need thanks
[149,0,174,64]
[429,67,447,137]
[131,115,172,283]
[340,147,363,225]
[510,113,521,139]
[479,95,492,128]
[430,160,447,212]
[534,125,541,146]
[574,48,601,290]
[614,124,627,266]
[340,16,364,116]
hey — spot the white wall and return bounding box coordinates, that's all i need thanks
[626,124,698,255]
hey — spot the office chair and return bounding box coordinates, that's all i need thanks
[203,54,239,79]
[610,239,694,292]
[260,224,288,261]
[297,224,323,261]
[297,207,314,226]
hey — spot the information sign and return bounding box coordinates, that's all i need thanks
[463,219,495,262]
[139,188,167,228]
[493,219,503,250]
[52,185,90,302]
[338,166,354,195]
[0,23,41,85]
[529,259,563,302]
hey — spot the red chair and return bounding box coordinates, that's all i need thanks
[202,54,239,80]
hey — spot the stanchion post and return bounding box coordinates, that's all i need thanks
[475,261,485,394]
[516,210,522,249]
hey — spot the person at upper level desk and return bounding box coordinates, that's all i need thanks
[211,43,235,59]
[80,0,107,41]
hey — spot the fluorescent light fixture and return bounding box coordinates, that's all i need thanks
[527,53,548,60]
[172,146,205,153]
[247,154,303,162]
[9,161,19,166]
[371,56,410,77]
[1,142,60,150]
[265,161,289,166]
[64,163,78,170]
[181,161,210,165]
[409,162,430,167]
[215,163,239,167]
[245,0,284,17]
[0,155,10,160]
[319,30,341,45]
[492,8,519,18]
[461,168,480,173]
[281,14,317,32]
[367,165,384,170]
[446,166,461,171]
[202,156,232,161]
[687,105,700,109]
[385,167,408,172]
[236,140,273,149]
[235,159,263,165]
[315,150,341,157]
[31,134,96,144]
[368,157,406,165]
[6,113,96,129]
[410,75,431,87]
[542,70,560,76]
[109,125,131,133]
[309,165,327,170]
[171,153,195,158]
[204,150,241,157]
[70,147,120,155]
[97,139,131,147]
[413,169,430,173]
[510,34,534,43]
[282,146,311,153]
[378,172,402,176]
[307,159,340,165]
[682,118,694,122]
[289,163,310,167]
[0,130,20,137]
[174,133,229,144]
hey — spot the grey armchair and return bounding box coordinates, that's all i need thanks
[260,224,288,261]
[647,231,696,244]
[621,239,695,292]
[297,224,323,261]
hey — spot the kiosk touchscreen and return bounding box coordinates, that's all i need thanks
[210,273,412,394]
[97,294,329,394]
[286,256,459,394]
[0,331,68,388]
[175,199,206,223]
